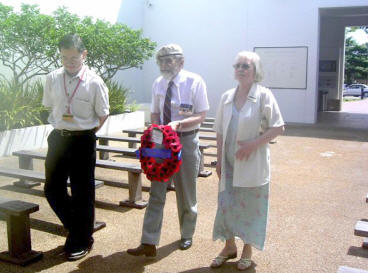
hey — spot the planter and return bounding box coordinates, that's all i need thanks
[0,111,144,157]
[98,111,144,135]
[0,124,53,157]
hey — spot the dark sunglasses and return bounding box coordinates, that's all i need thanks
[233,63,251,70]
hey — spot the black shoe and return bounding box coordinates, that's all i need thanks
[66,247,91,261]
[66,237,94,261]
[179,238,192,250]
[127,244,157,257]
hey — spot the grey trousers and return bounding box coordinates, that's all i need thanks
[141,132,201,245]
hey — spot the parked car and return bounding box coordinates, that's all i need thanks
[343,84,368,97]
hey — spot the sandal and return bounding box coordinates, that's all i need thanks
[210,252,237,268]
[237,258,252,271]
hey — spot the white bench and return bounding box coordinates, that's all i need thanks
[354,194,368,249]
[0,166,107,231]
[12,150,147,209]
[337,266,368,273]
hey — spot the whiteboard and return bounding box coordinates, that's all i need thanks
[254,47,308,89]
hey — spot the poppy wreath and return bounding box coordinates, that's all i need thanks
[138,124,182,182]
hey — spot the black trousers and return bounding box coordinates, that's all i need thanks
[44,129,96,247]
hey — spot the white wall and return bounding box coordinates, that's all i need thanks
[117,0,250,117]
[245,0,320,123]
[116,0,368,124]
[115,0,145,103]
[142,0,249,119]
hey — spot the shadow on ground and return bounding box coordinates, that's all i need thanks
[0,245,69,273]
[177,263,257,273]
[69,241,180,273]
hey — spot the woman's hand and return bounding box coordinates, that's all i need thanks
[216,160,221,178]
[236,139,258,160]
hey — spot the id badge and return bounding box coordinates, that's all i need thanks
[179,104,193,116]
[62,113,74,122]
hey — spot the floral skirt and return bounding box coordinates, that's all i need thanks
[212,181,269,250]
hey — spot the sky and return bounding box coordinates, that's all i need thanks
[347,28,368,45]
[2,0,368,45]
[0,0,122,23]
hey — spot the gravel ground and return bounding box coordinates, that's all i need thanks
[0,126,367,273]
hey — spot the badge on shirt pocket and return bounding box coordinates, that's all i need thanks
[179,104,193,116]
[62,113,74,122]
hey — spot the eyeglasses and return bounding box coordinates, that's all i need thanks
[233,63,251,70]
[157,57,175,65]
[61,55,84,65]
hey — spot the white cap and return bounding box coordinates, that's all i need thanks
[156,44,183,59]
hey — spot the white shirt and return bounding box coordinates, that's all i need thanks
[214,83,284,190]
[42,65,110,131]
[151,69,209,132]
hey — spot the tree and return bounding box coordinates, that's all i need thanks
[349,26,368,35]
[344,37,368,84]
[51,7,156,81]
[0,4,56,86]
[0,3,156,85]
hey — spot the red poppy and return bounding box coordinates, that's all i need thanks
[139,124,182,182]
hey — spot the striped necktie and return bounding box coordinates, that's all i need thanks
[163,81,174,125]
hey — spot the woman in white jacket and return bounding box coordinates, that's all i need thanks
[210,51,285,270]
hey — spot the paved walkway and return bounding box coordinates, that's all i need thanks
[342,97,368,114]
[314,98,368,131]
[0,125,367,273]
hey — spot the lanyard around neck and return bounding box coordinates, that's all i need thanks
[63,68,86,113]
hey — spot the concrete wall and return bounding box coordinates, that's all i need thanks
[245,0,320,123]
[115,0,145,103]
[0,111,144,157]
[116,0,368,124]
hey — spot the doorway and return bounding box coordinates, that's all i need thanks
[318,7,368,129]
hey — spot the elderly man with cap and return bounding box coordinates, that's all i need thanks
[127,44,209,257]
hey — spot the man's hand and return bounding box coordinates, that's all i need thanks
[168,121,180,131]
[94,115,108,133]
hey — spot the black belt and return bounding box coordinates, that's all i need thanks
[177,129,199,137]
[55,129,95,137]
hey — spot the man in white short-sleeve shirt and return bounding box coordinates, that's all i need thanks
[42,34,109,261]
[127,44,209,257]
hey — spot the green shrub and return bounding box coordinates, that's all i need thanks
[0,3,156,86]
[107,80,139,115]
[0,78,138,131]
[0,79,47,131]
